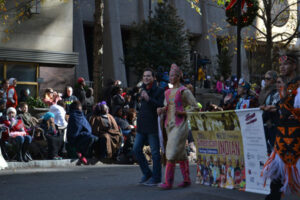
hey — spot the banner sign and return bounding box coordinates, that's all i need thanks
[188,108,270,194]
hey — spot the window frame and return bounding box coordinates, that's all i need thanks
[0,61,39,97]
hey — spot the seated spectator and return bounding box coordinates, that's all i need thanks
[40,112,64,160]
[235,79,258,110]
[67,101,97,164]
[18,102,41,136]
[89,102,121,159]
[113,106,134,136]
[118,108,137,164]
[63,86,78,114]
[127,108,137,128]
[1,107,32,162]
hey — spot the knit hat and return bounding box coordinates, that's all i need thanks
[77,77,85,84]
[42,112,55,121]
[238,78,250,90]
[6,107,16,115]
[8,78,16,85]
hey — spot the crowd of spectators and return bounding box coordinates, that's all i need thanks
[0,77,138,164]
[0,64,298,166]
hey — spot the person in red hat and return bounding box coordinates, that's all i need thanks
[74,77,87,114]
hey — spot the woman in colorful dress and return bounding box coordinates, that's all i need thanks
[157,64,199,189]
[262,50,300,199]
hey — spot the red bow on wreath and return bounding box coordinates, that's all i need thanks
[226,0,246,11]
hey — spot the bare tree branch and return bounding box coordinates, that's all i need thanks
[250,24,267,37]
[271,1,300,24]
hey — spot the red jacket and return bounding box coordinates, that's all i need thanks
[1,118,28,141]
[6,86,18,108]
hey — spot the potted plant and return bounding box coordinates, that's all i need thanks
[26,97,49,119]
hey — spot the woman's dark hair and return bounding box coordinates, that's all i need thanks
[69,100,82,111]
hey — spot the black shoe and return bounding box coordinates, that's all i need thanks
[22,153,29,162]
[16,152,23,162]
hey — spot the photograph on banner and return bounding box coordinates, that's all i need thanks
[189,111,245,190]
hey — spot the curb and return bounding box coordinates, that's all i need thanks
[6,159,79,169]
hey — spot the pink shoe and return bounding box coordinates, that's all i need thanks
[177,181,191,188]
[159,182,172,190]
[159,162,175,190]
[77,152,88,165]
[178,160,191,188]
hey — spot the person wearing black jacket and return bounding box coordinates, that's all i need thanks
[133,68,164,186]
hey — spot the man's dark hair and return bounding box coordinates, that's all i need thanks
[57,100,66,109]
[69,100,82,111]
[143,68,156,78]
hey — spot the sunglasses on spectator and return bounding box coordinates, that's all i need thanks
[264,77,272,80]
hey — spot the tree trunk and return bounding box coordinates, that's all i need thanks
[93,0,104,102]
[265,0,273,70]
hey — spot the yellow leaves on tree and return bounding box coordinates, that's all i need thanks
[185,0,201,15]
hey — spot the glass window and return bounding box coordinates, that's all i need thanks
[16,84,37,101]
[6,64,37,82]
[0,64,3,80]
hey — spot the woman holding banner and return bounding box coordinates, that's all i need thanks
[157,64,199,190]
[262,50,300,199]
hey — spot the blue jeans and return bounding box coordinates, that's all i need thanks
[14,135,32,152]
[14,135,32,146]
[133,132,161,182]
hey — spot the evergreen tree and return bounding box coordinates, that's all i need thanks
[124,2,190,76]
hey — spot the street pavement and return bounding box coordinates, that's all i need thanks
[0,164,298,200]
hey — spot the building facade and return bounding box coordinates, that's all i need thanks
[0,0,78,97]
[75,0,250,87]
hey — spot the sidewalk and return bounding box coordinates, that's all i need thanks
[4,158,104,169]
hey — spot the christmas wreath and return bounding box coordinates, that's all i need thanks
[225,0,259,28]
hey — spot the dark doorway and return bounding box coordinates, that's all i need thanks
[83,24,94,81]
